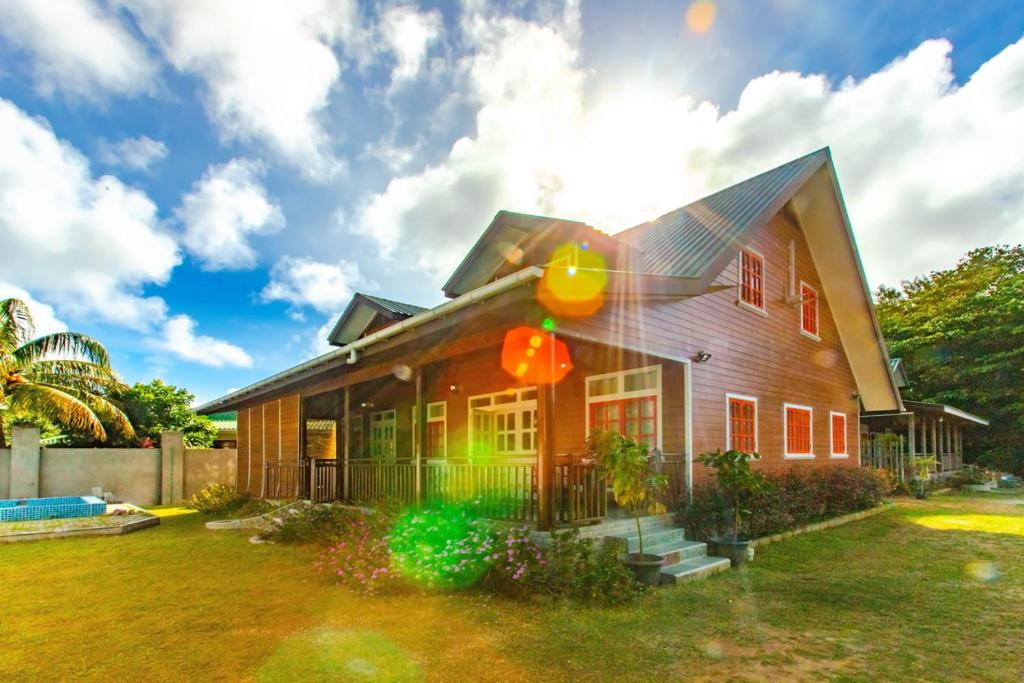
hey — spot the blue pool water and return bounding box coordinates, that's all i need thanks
[0,496,106,522]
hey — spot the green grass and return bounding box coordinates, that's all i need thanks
[1,493,1023,681]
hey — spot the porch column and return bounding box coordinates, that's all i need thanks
[536,379,556,531]
[956,425,963,468]
[944,421,953,470]
[907,413,916,456]
[343,386,351,500]
[415,368,427,505]
[930,419,938,462]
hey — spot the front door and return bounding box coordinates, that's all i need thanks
[370,410,396,462]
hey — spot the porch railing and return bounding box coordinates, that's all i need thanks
[349,461,417,505]
[425,463,536,522]
[264,462,306,499]
[554,462,606,526]
[662,454,687,505]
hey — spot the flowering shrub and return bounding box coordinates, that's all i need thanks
[315,513,395,594]
[388,502,499,589]
[186,483,249,514]
[679,466,887,541]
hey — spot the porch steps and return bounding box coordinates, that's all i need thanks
[603,519,732,586]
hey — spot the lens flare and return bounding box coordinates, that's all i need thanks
[501,326,572,384]
[965,560,1000,582]
[686,0,716,34]
[388,502,496,588]
[538,242,608,318]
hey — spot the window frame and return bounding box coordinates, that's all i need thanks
[411,401,447,462]
[369,409,397,463]
[724,393,758,453]
[783,403,815,459]
[800,280,820,341]
[466,387,537,461]
[737,247,768,316]
[585,365,663,451]
[829,411,848,458]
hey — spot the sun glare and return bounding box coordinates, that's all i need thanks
[686,1,716,34]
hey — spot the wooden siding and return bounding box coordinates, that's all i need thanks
[235,394,302,496]
[561,210,860,479]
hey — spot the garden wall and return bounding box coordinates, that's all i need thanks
[1,428,236,505]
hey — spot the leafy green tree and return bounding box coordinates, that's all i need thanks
[0,298,133,448]
[108,380,218,448]
[875,245,1024,474]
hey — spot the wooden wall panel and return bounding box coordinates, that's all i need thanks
[279,395,301,465]
[264,400,281,471]
[236,408,250,493]
[249,405,264,497]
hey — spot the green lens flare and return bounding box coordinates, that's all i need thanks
[541,317,555,331]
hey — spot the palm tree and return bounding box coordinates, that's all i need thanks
[0,298,134,448]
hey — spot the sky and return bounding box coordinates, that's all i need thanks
[0,0,1022,406]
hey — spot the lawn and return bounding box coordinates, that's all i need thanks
[1,492,1022,682]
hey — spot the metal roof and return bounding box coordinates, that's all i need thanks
[615,149,825,278]
[358,293,427,317]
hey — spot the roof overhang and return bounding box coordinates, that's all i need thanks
[903,401,990,426]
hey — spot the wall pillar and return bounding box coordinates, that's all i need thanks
[536,376,556,531]
[907,413,916,456]
[10,426,41,499]
[415,368,427,505]
[342,386,351,501]
[160,430,185,504]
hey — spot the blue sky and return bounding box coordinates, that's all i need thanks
[0,0,1022,406]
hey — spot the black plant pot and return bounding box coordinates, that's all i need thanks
[622,553,664,586]
[709,537,753,567]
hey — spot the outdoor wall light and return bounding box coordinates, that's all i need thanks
[692,350,712,363]
[449,384,461,394]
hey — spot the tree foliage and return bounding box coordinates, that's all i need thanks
[875,245,1024,474]
[108,380,218,448]
[0,298,133,448]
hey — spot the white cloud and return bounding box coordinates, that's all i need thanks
[352,5,1024,289]
[0,283,68,338]
[0,0,157,99]
[149,314,253,368]
[261,256,368,314]
[0,98,178,329]
[118,0,365,180]
[176,158,285,271]
[379,4,443,87]
[96,135,169,171]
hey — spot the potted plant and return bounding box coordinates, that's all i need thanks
[696,449,766,567]
[587,431,669,586]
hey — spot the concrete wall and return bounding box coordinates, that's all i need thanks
[3,427,237,504]
[184,449,237,499]
[0,449,9,499]
[40,448,161,504]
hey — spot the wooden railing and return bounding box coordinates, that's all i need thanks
[553,461,606,526]
[349,461,416,505]
[426,463,536,522]
[310,459,339,503]
[264,462,306,499]
[662,455,687,504]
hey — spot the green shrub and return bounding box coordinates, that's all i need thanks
[270,503,376,545]
[679,467,886,541]
[186,484,250,514]
[948,465,996,489]
[977,447,1024,477]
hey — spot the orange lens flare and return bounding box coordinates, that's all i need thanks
[501,326,572,385]
[686,0,716,34]
[538,243,608,318]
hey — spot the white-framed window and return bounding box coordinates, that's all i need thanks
[800,280,820,340]
[585,365,662,450]
[468,387,537,460]
[783,403,814,459]
[738,247,767,315]
[369,409,396,462]
[725,393,758,453]
[830,411,848,458]
[412,401,447,461]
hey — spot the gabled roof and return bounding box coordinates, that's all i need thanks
[327,292,427,347]
[615,149,825,280]
[889,357,909,388]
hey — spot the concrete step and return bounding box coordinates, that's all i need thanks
[641,539,709,565]
[611,527,686,553]
[563,515,673,540]
[660,556,732,585]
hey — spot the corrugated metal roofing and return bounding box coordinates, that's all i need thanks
[359,293,427,317]
[615,149,825,278]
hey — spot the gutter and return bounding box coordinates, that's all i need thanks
[196,266,545,413]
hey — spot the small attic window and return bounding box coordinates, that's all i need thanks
[739,248,765,312]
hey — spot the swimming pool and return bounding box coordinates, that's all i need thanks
[0,496,107,522]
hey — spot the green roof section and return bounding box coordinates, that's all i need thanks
[205,411,237,431]
[615,149,826,278]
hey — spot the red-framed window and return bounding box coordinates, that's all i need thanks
[801,282,818,337]
[728,397,757,452]
[740,249,765,309]
[590,396,657,448]
[785,405,812,456]
[831,412,847,456]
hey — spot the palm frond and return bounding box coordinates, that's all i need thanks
[0,298,35,354]
[38,383,135,440]
[7,383,107,441]
[14,332,111,367]
[21,360,124,387]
